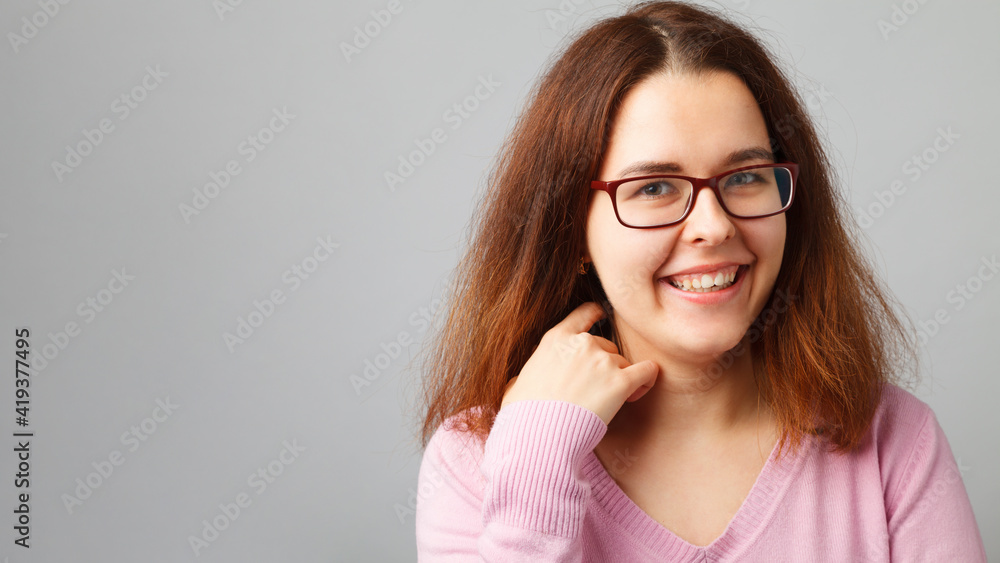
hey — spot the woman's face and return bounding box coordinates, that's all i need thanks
[585,70,786,364]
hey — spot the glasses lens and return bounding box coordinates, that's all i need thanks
[614,176,693,227]
[717,166,793,218]
[613,166,793,227]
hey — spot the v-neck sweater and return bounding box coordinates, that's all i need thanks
[415,384,986,561]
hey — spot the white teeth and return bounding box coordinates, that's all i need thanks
[668,267,741,292]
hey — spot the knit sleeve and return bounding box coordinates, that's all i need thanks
[415,400,607,562]
[884,406,987,562]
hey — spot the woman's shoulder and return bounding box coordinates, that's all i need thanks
[869,383,936,444]
[426,406,488,450]
[863,383,956,486]
[421,407,490,488]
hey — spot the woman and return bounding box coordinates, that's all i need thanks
[414,2,986,560]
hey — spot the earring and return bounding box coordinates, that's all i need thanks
[578,258,589,275]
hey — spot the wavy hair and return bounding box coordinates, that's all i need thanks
[417,1,916,457]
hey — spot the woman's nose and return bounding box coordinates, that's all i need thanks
[679,187,736,245]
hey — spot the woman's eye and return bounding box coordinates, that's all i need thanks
[724,172,762,187]
[640,182,675,196]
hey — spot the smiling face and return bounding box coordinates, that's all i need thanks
[586,70,786,364]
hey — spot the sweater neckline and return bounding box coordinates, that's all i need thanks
[581,431,815,560]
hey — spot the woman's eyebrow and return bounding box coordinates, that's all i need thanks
[615,146,776,178]
[724,146,776,166]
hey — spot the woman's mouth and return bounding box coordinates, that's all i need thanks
[665,265,747,293]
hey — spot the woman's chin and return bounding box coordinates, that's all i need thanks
[668,329,748,361]
[614,314,752,364]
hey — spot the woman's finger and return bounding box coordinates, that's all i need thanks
[555,301,606,335]
[621,360,659,403]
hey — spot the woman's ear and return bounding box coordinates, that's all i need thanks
[579,239,592,274]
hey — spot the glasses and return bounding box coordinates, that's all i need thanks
[590,162,798,228]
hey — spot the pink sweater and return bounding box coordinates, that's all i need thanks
[415,384,986,561]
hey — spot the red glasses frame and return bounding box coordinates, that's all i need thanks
[590,162,799,229]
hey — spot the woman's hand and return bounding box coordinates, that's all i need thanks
[500,302,659,425]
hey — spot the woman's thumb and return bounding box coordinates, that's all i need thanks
[624,360,658,402]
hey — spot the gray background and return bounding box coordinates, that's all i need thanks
[1,0,997,561]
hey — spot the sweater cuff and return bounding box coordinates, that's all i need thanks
[481,400,607,537]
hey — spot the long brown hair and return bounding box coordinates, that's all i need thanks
[417,1,916,457]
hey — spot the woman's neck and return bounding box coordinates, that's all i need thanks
[608,340,774,451]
